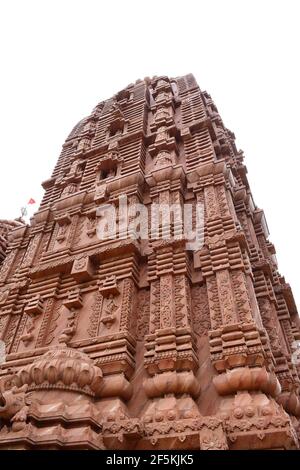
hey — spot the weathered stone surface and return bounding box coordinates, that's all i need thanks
[0,74,299,450]
[0,219,24,267]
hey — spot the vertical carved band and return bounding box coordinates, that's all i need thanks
[206,276,222,328]
[160,274,173,328]
[150,279,160,333]
[119,278,135,331]
[216,269,237,325]
[87,291,103,337]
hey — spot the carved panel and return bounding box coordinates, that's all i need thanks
[73,216,85,246]
[231,270,253,324]
[0,250,15,282]
[0,314,9,340]
[21,233,42,267]
[35,298,56,347]
[87,291,103,337]
[206,275,222,328]
[174,274,186,328]
[119,278,135,331]
[136,289,150,340]
[0,288,9,306]
[160,274,173,328]
[3,314,19,351]
[258,297,281,352]
[100,293,120,331]
[149,279,160,333]
[11,312,27,353]
[44,301,63,346]
[216,269,237,324]
[204,186,218,219]
[191,284,211,335]
[34,232,51,264]
[215,184,230,218]
[280,319,295,353]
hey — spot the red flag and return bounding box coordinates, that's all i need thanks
[27,198,36,205]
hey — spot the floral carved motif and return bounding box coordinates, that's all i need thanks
[174,275,186,328]
[231,270,253,324]
[119,278,135,331]
[204,186,218,219]
[258,297,281,352]
[216,270,237,324]
[160,274,173,328]
[215,184,230,218]
[87,291,103,337]
[136,289,150,340]
[191,285,211,336]
[34,301,53,348]
[150,280,160,334]
[206,276,222,328]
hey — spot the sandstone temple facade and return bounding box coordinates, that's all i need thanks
[0,74,299,450]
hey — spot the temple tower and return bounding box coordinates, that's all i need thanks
[0,75,299,449]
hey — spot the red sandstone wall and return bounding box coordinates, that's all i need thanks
[0,75,299,450]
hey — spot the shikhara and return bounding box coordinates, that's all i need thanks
[0,75,298,450]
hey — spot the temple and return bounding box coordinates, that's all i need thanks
[0,74,299,450]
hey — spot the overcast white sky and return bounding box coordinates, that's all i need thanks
[0,0,299,305]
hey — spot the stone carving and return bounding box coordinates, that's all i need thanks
[56,223,69,243]
[216,270,236,324]
[174,275,186,328]
[160,274,173,328]
[58,308,78,344]
[119,278,135,331]
[0,250,15,282]
[44,306,62,345]
[94,181,108,203]
[204,186,218,219]
[154,150,173,168]
[71,256,94,281]
[215,184,230,218]
[0,289,9,306]
[231,270,253,324]
[2,315,19,350]
[258,297,281,352]
[206,276,222,328]
[149,279,160,334]
[0,384,28,421]
[0,75,299,450]
[22,234,41,266]
[20,295,44,346]
[101,294,119,329]
[86,215,97,238]
[20,314,35,345]
[87,291,103,337]
[191,285,211,335]
[10,313,28,353]
[136,289,150,340]
[35,298,55,348]
[61,183,77,196]
[100,274,120,297]
[15,346,103,397]
[72,215,85,246]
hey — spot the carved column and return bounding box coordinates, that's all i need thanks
[142,174,201,448]
[194,168,298,449]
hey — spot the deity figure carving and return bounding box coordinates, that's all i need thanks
[101,294,119,328]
